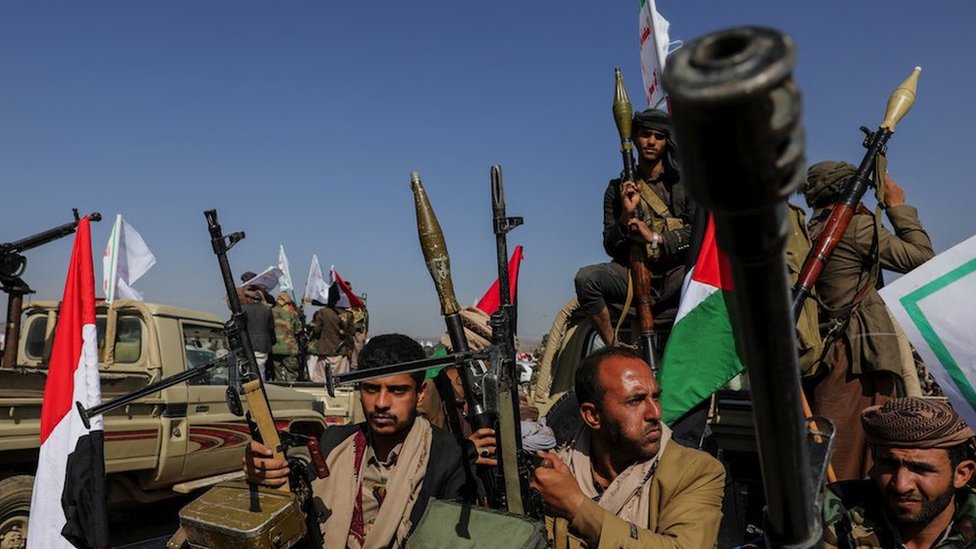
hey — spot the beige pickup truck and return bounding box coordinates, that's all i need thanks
[0,300,335,548]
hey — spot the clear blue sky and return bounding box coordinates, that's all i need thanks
[2,1,974,339]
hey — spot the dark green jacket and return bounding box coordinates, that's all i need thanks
[823,480,976,548]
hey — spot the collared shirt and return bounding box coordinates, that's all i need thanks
[347,442,403,549]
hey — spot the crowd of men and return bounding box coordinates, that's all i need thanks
[238,108,972,548]
[237,271,367,383]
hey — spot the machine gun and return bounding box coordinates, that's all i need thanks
[1,209,101,368]
[664,27,832,547]
[612,68,658,370]
[172,210,328,548]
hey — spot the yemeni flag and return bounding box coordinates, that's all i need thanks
[27,216,108,549]
[329,266,365,309]
[659,216,743,425]
[475,245,524,315]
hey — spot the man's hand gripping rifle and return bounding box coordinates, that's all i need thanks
[203,209,327,547]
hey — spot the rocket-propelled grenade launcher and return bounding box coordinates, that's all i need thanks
[791,66,920,320]
[612,68,657,370]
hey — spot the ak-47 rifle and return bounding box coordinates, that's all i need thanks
[664,27,831,547]
[791,67,920,320]
[410,169,541,517]
[1,209,101,369]
[612,68,657,370]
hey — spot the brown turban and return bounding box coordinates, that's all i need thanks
[862,397,975,449]
[802,160,856,209]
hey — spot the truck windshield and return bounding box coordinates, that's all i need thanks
[183,323,230,385]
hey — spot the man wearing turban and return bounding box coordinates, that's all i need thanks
[803,161,934,480]
[823,397,976,548]
[573,108,697,353]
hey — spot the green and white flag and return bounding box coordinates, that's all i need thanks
[881,234,976,429]
[102,214,156,303]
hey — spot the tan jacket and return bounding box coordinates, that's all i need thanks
[810,204,933,375]
[548,443,725,548]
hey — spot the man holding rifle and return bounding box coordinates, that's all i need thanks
[574,109,696,351]
[244,333,476,548]
[803,161,934,480]
[531,347,725,548]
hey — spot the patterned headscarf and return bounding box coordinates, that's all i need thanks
[862,397,975,449]
[802,160,856,208]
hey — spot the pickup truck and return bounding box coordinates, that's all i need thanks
[0,300,334,549]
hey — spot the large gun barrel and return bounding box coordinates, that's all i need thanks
[664,27,820,546]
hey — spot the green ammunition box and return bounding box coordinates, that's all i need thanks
[179,481,307,549]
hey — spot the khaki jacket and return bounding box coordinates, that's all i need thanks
[810,204,933,375]
[548,443,725,548]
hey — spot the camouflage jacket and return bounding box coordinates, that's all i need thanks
[823,480,976,548]
[271,303,302,356]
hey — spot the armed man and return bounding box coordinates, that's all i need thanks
[802,161,934,480]
[271,291,303,381]
[530,347,725,548]
[244,333,476,548]
[823,397,976,548]
[574,108,697,351]
[307,285,352,381]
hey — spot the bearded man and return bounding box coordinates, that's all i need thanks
[245,333,475,548]
[823,397,976,548]
[530,347,725,547]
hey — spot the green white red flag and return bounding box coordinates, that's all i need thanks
[659,216,743,425]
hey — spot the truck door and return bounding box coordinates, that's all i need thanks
[179,321,251,479]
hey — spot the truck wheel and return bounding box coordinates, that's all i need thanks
[0,475,33,549]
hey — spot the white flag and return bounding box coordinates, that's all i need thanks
[639,0,672,110]
[881,234,976,430]
[278,245,295,296]
[303,254,329,304]
[240,266,283,292]
[102,214,156,303]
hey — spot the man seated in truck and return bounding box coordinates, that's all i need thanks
[244,333,476,548]
[530,347,725,548]
[823,397,976,548]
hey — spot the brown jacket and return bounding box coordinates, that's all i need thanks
[810,204,933,375]
[548,442,725,548]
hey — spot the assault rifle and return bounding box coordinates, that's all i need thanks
[1,209,101,368]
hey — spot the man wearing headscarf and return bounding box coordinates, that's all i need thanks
[803,161,933,480]
[574,108,697,352]
[823,397,976,548]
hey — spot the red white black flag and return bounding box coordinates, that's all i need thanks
[27,216,108,548]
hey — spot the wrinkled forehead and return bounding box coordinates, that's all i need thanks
[599,357,658,397]
[873,445,951,466]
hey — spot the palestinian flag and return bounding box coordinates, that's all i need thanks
[659,216,743,425]
[27,216,108,549]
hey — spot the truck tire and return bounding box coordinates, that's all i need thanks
[0,474,33,549]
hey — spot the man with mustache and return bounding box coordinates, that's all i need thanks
[245,333,475,548]
[823,397,976,548]
[530,347,725,548]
